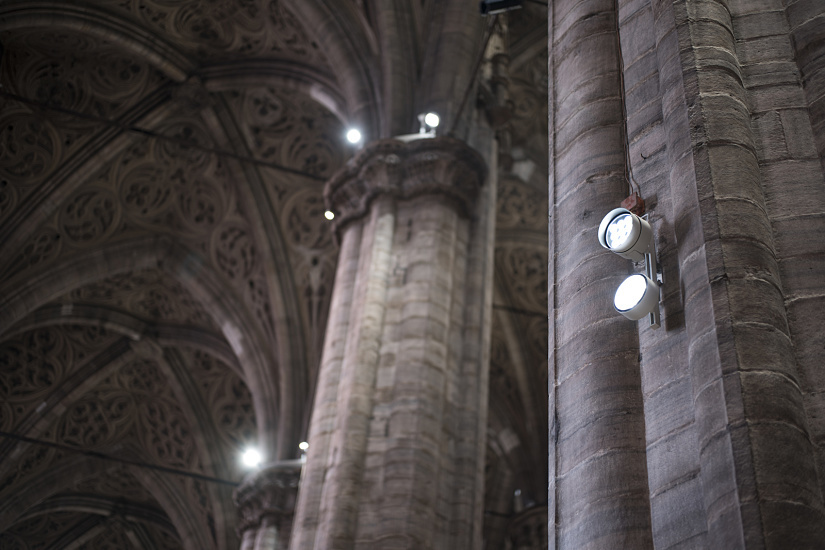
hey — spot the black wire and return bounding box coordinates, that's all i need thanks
[449,15,499,136]
[0,89,327,183]
[492,304,546,317]
[612,0,641,197]
[0,429,239,487]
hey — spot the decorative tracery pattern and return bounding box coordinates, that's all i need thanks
[67,268,218,330]
[52,357,196,469]
[92,0,329,66]
[495,246,547,314]
[0,325,119,433]
[0,28,169,227]
[497,176,548,231]
[179,347,257,476]
[69,467,158,506]
[7,112,277,337]
[225,86,346,185]
[0,511,92,550]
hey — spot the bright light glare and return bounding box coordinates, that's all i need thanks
[346,128,362,144]
[324,210,335,220]
[605,213,634,249]
[241,448,262,468]
[424,112,440,128]
[298,441,309,451]
[614,274,648,312]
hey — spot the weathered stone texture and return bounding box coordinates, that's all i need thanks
[550,1,654,548]
[291,137,491,549]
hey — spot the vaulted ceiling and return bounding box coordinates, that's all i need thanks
[0,1,548,548]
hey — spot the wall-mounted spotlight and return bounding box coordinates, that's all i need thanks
[479,0,522,15]
[598,207,661,329]
[418,112,440,135]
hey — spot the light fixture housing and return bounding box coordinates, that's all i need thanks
[598,207,662,329]
[418,112,440,134]
[598,207,653,261]
[614,273,660,321]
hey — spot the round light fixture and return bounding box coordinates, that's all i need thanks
[613,273,660,321]
[298,441,309,451]
[598,208,653,262]
[346,128,362,144]
[424,112,440,128]
[241,448,262,468]
[324,210,335,220]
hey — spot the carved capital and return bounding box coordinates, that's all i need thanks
[234,462,302,535]
[325,137,487,236]
[508,505,548,549]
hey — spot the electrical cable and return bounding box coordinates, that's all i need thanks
[449,14,499,136]
[0,89,327,183]
[612,0,642,197]
[492,303,546,318]
[0,429,239,487]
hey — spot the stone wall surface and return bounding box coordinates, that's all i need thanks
[548,0,654,548]
[290,137,494,550]
[549,0,825,548]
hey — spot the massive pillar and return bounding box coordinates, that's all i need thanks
[650,0,825,546]
[548,0,654,548]
[290,136,493,549]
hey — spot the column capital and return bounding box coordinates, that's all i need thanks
[325,136,487,236]
[234,462,302,534]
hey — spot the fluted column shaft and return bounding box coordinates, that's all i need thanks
[290,137,492,549]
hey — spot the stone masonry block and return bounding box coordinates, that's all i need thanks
[646,425,701,493]
[787,296,825,391]
[645,376,695,443]
[650,474,707,549]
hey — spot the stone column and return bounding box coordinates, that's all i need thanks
[548,0,654,548]
[234,462,302,550]
[290,137,491,549]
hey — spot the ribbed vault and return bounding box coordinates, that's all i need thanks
[0,0,550,548]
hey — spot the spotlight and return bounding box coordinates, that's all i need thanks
[298,441,309,451]
[614,273,660,321]
[418,112,440,134]
[479,0,522,15]
[324,210,335,220]
[598,208,653,261]
[598,207,661,328]
[241,448,262,468]
[346,128,362,144]
[424,112,440,128]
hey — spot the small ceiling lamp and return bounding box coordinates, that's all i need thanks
[241,448,263,468]
[324,210,335,220]
[418,112,440,135]
[346,128,362,144]
[598,207,661,328]
[298,441,309,451]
